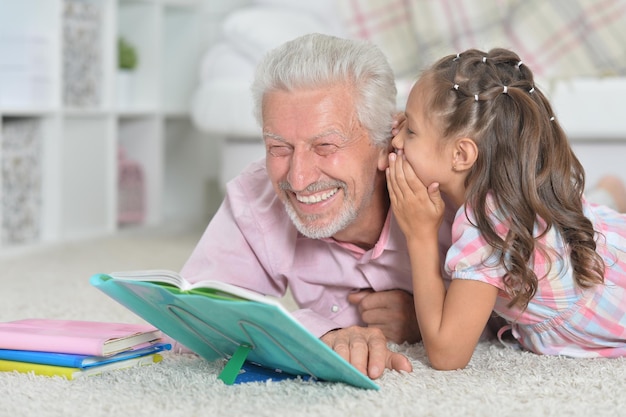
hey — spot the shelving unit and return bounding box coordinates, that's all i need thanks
[0,0,228,248]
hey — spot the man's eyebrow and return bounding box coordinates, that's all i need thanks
[263,130,348,142]
[263,131,285,141]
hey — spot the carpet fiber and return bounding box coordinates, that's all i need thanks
[2,227,625,417]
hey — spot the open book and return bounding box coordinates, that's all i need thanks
[90,270,378,390]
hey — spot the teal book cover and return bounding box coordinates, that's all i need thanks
[90,270,378,390]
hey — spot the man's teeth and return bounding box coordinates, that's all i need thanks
[296,188,339,204]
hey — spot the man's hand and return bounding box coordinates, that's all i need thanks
[348,289,421,344]
[321,326,412,379]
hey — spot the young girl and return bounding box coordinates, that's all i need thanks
[386,47,626,370]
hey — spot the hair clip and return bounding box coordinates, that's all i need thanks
[550,116,555,121]
[474,94,479,101]
[502,86,508,94]
[453,84,459,90]
[482,57,487,63]
[453,53,461,61]
[529,87,535,94]
[516,60,523,69]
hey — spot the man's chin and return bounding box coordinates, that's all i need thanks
[293,219,336,239]
[283,199,356,239]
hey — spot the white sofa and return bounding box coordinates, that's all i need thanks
[191,0,626,189]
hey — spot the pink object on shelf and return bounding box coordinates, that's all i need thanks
[118,149,145,225]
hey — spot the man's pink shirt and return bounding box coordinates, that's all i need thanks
[180,159,452,337]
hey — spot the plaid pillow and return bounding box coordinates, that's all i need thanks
[504,0,626,79]
[338,0,421,78]
[408,0,626,79]
[409,0,508,72]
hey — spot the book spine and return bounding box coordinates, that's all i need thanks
[0,359,79,379]
[0,350,83,368]
[0,354,162,379]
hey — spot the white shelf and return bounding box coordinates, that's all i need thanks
[60,115,116,239]
[0,0,216,248]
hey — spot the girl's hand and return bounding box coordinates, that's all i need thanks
[391,112,406,137]
[386,151,445,241]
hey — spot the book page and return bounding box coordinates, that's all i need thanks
[107,270,288,311]
[109,269,186,288]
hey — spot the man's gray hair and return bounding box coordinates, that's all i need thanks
[251,33,397,148]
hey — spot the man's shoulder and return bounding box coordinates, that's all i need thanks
[225,158,289,221]
[227,159,274,198]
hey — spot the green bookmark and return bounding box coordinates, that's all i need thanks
[218,344,252,385]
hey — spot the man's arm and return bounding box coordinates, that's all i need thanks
[348,289,421,343]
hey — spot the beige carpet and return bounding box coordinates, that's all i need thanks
[2,226,626,417]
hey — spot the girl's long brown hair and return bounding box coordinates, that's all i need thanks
[425,48,604,308]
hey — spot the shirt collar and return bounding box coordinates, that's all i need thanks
[321,209,395,259]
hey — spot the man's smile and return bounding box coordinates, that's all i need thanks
[295,188,340,204]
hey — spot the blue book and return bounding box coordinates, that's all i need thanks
[90,270,379,390]
[0,342,171,369]
[234,361,314,384]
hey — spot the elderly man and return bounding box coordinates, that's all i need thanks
[181,33,453,379]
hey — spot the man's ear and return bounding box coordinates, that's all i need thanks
[378,142,394,171]
[452,137,478,172]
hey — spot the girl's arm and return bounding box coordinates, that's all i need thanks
[387,152,498,370]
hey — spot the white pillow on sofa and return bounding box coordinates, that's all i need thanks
[254,0,337,18]
[222,6,338,63]
[253,0,345,35]
[198,42,256,83]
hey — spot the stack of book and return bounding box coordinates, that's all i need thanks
[0,318,170,379]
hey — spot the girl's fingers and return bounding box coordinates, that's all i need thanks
[400,155,423,192]
[391,113,406,136]
[392,112,405,126]
[391,152,410,198]
[386,167,397,204]
[387,152,401,199]
[395,152,424,195]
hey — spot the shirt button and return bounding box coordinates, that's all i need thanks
[331,305,339,313]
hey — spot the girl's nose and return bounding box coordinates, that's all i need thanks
[391,134,403,150]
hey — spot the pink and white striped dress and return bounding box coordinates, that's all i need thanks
[445,195,626,357]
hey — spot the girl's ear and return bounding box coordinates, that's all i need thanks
[452,137,478,172]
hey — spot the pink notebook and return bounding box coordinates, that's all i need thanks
[0,319,161,356]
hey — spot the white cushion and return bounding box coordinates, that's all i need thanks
[222,6,336,63]
[191,80,259,137]
[253,0,345,35]
[198,41,255,82]
[253,0,337,18]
